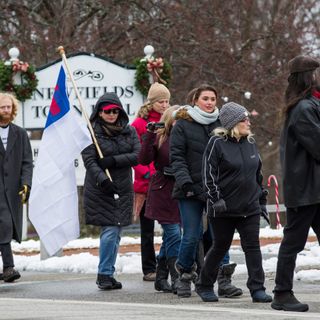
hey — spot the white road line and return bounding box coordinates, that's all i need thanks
[0,298,318,319]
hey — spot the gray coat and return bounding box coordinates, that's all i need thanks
[0,123,33,243]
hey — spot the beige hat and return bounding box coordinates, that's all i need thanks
[147,82,171,104]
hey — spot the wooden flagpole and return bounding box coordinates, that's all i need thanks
[57,46,119,199]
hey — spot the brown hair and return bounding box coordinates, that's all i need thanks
[0,92,19,122]
[283,70,317,117]
[157,105,180,148]
[186,84,218,105]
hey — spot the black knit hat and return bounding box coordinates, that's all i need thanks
[219,102,249,130]
[289,55,320,74]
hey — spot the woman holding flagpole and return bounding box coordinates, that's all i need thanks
[82,92,140,290]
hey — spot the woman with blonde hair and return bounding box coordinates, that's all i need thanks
[131,82,170,281]
[196,102,271,303]
[139,105,181,293]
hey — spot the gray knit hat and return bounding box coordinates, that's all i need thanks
[219,102,249,130]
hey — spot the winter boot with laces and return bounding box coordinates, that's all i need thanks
[96,274,122,290]
[217,263,243,297]
[154,257,172,292]
[175,262,198,298]
[167,257,179,294]
[271,291,309,312]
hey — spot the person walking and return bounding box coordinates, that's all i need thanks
[195,102,272,303]
[82,92,140,290]
[131,82,170,281]
[271,55,320,312]
[170,84,242,298]
[0,92,32,282]
[139,105,181,293]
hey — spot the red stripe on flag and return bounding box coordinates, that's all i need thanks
[50,85,61,116]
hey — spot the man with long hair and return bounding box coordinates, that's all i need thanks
[271,56,320,312]
[0,92,32,282]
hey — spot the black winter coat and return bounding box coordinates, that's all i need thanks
[0,123,32,243]
[204,135,264,218]
[82,94,140,227]
[170,110,220,201]
[280,96,320,208]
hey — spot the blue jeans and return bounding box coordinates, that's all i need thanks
[98,226,122,276]
[158,223,181,259]
[177,199,204,272]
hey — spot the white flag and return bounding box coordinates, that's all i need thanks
[29,66,92,256]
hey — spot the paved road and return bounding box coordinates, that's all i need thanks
[0,270,319,320]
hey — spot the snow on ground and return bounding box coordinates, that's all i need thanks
[10,227,320,282]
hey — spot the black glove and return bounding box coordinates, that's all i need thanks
[182,183,195,197]
[212,198,227,213]
[98,157,116,170]
[101,179,118,195]
[19,185,30,204]
[260,204,270,225]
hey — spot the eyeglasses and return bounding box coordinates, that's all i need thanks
[103,109,120,115]
[240,117,250,123]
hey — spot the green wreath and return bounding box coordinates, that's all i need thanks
[0,60,38,102]
[134,57,172,96]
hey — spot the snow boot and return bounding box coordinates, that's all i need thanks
[154,257,172,292]
[217,263,243,297]
[195,283,219,302]
[175,262,198,298]
[167,257,179,294]
[271,291,309,312]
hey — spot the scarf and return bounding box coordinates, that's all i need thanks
[98,118,124,137]
[186,105,219,125]
[312,90,320,100]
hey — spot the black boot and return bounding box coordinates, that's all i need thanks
[167,257,179,294]
[3,267,21,283]
[175,262,198,298]
[217,263,243,298]
[271,291,309,312]
[96,274,122,290]
[154,257,172,292]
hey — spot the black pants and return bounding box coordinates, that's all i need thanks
[140,204,156,275]
[200,214,265,293]
[274,204,320,292]
[0,243,14,269]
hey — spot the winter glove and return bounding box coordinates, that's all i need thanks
[260,204,270,225]
[212,198,227,214]
[19,185,30,204]
[143,171,151,179]
[100,178,118,195]
[98,157,116,170]
[182,183,195,198]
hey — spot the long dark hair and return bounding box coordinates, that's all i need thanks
[186,84,218,105]
[284,70,316,117]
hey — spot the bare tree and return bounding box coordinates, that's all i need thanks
[0,0,319,187]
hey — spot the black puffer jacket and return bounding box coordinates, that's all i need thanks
[170,109,220,201]
[204,135,264,218]
[82,93,140,226]
[280,96,320,208]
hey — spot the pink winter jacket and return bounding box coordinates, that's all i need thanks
[131,110,161,194]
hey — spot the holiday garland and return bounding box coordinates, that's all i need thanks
[134,57,172,96]
[0,60,38,102]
